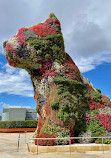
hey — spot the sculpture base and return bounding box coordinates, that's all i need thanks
[29,143,111,153]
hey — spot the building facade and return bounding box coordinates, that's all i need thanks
[2,106,37,121]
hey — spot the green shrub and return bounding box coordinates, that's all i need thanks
[103,132,111,144]
[104,139,111,144]
[90,91,101,102]
[86,110,106,142]
[56,130,70,145]
[56,103,70,121]
[36,108,40,114]
[26,34,65,63]
[52,77,89,124]
[0,120,37,129]
[51,99,59,110]
[74,112,87,137]
[96,89,101,93]
[49,12,57,20]
[45,54,51,59]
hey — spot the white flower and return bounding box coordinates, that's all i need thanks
[99,107,111,115]
[53,62,63,73]
[48,76,53,82]
[33,78,49,97]
[7,37,20,49]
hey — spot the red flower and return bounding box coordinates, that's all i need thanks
[88,98,105,110]
[44,18,53,25]
[40,60,58,78]
[6,43,14,52]
[16,28,27,36]
[34,94,36,100]
[98,113,111,131]
[35,132,57,146]
[102,95,111,107]
[7,58,17,67]
[29,23,57,37]
[62,53,80,81]
[16,27,28,47]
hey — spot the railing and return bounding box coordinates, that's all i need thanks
[17,134,111,155]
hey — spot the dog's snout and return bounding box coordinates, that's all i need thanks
[3,40,8,48]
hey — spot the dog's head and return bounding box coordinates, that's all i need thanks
[3,13,65,72]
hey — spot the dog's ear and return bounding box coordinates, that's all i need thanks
[49,12,57,20]
[45,12,61,32]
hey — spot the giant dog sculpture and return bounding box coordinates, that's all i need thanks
[3,13,111,145]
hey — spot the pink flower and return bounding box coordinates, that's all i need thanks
[6,43,14,52]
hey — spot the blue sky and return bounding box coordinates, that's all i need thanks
[0,0,111,115]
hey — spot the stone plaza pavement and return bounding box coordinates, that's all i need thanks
[0,132,111,158]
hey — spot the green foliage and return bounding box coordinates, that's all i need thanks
[36,108,40,114]
[28,38,47,50]
[40,121,57,135]
[90,90,102,102]
[102,132,111,144]
[52,77,89,123]
[45,54,51,59]
[52,45,63,63]
[45,34,64,47]
[95,133,111,144]
[56,103,70,121]
[87,109,111,144]
[3,41,7,48]
[0,120,37,129]
[87,110,106,138]
[51,99,59,110]
[104,139,111,144]
[37,49,42,55]
[56,129,70,145]
[74,112,87,137]
[88,119,105,137]
[26,34,65,63]
[96,89,101,93]
[49,12,57,20]
[51,91,74,111]
[60,91,71,97]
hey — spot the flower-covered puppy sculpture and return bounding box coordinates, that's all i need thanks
[4,13,110,146]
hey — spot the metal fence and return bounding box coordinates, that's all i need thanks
[17,133,111,155]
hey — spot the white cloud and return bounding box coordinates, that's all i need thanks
[75,57,96,73]
[0,64,33,97]
[0,0,33,45]
[75,52,111,73]
[67,22,108,56]
[0,102,10,108]
[86,0,111,27]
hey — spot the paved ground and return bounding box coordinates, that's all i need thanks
[0,132,111,158]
